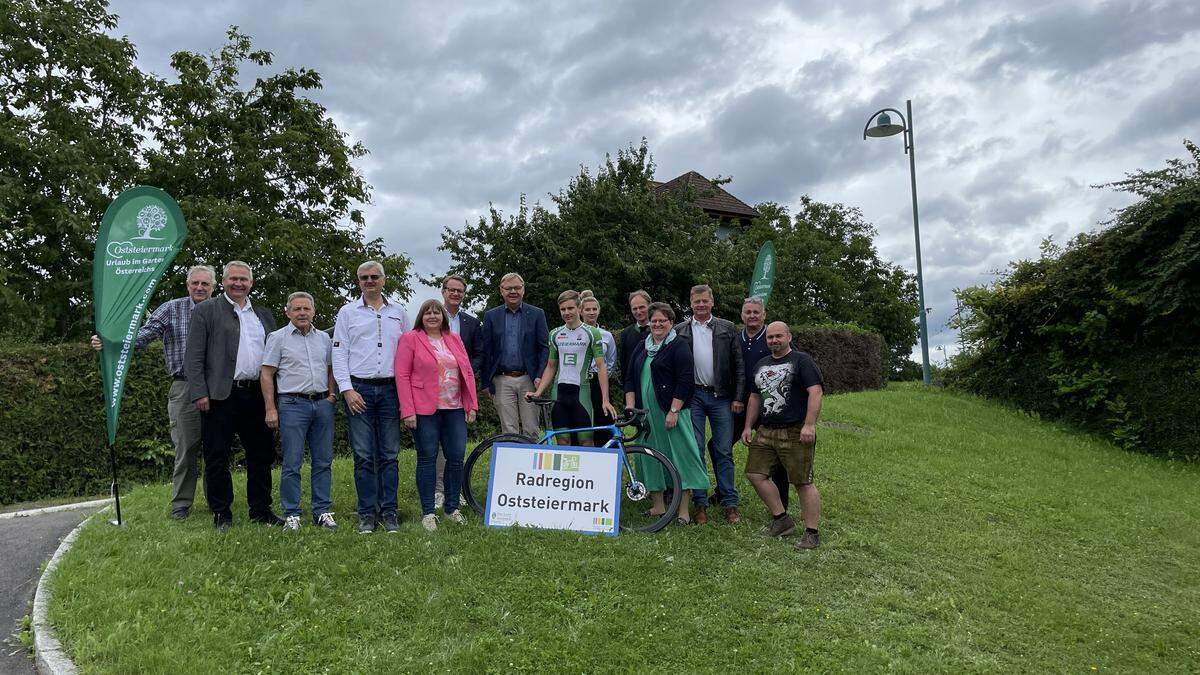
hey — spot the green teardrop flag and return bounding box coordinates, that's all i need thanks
[749,240,776,308]
[93,186,188,444]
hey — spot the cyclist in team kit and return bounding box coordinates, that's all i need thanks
[527,290,619,446]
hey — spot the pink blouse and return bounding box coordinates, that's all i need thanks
[429,336,463,409]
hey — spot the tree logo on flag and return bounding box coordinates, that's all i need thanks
[133,204,168,240]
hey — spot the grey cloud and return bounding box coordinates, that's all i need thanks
[970,1,1200,80]
[1111,66,1200,144]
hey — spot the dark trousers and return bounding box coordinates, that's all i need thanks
[728,408,789,510]
[201,386,276,520]
[589,376,615,447]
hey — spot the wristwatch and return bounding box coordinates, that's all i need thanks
[669,408,681,414]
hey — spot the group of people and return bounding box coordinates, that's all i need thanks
[94,260,825,549]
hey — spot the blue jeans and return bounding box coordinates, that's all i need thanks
[278,396,334,517]
[346,380,401,518]
[413,408,467,515]
[690,389,739,508]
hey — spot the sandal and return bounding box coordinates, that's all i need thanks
[674,517,692,526]
[643,509,667,518]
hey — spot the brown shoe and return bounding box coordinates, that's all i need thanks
[724,506,742,524]
[694,507,709,525]
[795,529,820,550]
[762,513,795,538]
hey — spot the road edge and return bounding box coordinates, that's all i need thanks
[1,499,111,520]
[31,509,103,674]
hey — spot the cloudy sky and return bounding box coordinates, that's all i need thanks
[107,0,1200,360]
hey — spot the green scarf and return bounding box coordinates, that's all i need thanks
[644,328,676,358]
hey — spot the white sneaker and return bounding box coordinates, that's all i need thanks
[434,492,445,510]
[445,510,465,524]
[284,515,301,531]
[315,512,338,530]
[421,513,438,531]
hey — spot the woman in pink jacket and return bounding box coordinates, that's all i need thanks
[395,299,478,531]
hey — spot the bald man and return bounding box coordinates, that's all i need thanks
[741,321,825,550]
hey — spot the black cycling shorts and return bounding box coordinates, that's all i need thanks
[552,384,592,445]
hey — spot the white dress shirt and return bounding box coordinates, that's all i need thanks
[331,297,410,392]
[447,309,461,336]
[691,316,715,387]
[226,294,265,381]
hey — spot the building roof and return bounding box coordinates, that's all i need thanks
[651,171,760,220]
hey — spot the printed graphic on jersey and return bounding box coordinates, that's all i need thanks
[755,362,794,416]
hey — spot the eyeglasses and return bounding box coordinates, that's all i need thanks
[358,274,381,281]
[444,287,465,294]
[501,285,523,292]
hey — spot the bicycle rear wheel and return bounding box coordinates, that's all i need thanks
[619,444,681,533]
[462,433,536,515]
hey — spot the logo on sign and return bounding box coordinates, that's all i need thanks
[532,451,580,471]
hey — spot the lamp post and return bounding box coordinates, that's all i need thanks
[863,99,931,385]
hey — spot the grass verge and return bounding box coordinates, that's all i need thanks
[48,384,1200,672]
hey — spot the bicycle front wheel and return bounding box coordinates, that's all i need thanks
[619,444,682,533]
[462,433,536,515]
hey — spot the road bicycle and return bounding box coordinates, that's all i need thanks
[462,396,682,533]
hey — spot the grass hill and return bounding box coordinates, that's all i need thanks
[48,384,1200,672]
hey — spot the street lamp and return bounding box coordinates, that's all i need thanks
[863,99,932,385]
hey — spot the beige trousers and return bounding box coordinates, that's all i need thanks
[493,374,540,438]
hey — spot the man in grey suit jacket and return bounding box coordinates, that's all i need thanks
[185,260,280,530]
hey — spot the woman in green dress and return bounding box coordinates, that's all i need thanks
[623,302,709,524]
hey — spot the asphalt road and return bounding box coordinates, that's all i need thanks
[1,509,95,675]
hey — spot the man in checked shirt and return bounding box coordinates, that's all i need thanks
[91,264,216,520]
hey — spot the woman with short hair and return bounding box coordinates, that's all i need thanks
[395,299,478,531]
[623,302,709,524]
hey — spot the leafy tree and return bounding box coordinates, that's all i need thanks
[429,141,722,320]
[430,140,918,376]
[712,198,919,374]
[141,27,411,320]
[0,0,153,340]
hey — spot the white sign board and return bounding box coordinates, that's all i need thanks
[485,443,622,536]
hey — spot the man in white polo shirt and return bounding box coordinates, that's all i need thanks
[332,261,409,534]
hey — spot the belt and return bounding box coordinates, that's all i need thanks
[351,376,394,386]
[232,379,259,389]
[282,391,329,401]
[172,374,188,381]
[498,370,526,377]
[695,384,717,393]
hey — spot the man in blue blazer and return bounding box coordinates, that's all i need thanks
[440,274,484,375]
[435,273,485,507]
[481,272,549,437]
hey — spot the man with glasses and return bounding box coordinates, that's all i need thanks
[90,265,216,520]
[332,261,409,533]
[434,273,483,509]
[480,272,548,438]
[736,297,790,509]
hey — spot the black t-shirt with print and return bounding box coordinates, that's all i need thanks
[750,350,823,428]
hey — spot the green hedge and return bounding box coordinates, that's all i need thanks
[0,325,882,505]
[792,325,886,394]
[946,142,1200,459]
